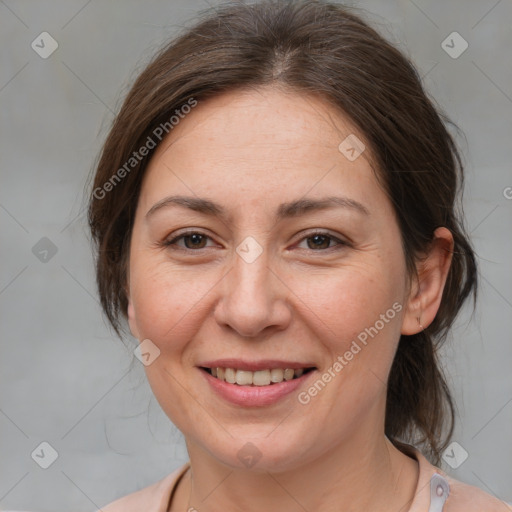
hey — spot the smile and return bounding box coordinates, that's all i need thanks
[202,367,315,386]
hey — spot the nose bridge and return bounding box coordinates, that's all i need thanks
[233,237,270,297]
[215,235,289,337]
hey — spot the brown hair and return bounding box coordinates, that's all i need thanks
[88,0,477,465]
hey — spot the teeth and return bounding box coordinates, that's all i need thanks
[253,370,271,386]
[283,368,294,381]
[208,367,309,386]
[225,368,236,384]
[270,368,284,383]
[236,370,253,386]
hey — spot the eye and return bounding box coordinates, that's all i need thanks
[164,231,216,250]
[296,231,347,251]
[162,230,348,252]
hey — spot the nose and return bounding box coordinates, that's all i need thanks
[213,242,292,338]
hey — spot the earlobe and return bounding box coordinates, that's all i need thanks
[127,297,140,341]
[124,269,140,340]
[401,227,454,335]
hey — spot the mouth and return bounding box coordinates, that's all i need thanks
[197,359,318,406]
[200,366,316,386]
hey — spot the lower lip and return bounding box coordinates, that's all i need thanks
[200,368,315,407]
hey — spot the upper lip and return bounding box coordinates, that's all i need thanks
[198,359,317,372]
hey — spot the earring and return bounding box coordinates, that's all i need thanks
[417,316,424,332]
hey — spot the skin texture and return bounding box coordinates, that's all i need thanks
[126,87,454,512]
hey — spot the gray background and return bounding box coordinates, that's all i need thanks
[1,0,511,510]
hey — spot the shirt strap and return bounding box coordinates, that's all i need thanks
[428,473,450,512]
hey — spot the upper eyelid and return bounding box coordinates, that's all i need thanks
[166,229,217,244]
[165,229,347,249]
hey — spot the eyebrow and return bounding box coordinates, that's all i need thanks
[145,194,370,221]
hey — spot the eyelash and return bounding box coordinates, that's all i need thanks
[162,230,348,253]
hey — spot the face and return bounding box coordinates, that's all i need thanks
[127,87,412,471]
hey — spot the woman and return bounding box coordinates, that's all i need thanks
[88,1,507,510]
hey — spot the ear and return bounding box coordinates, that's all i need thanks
[123,252,141,340]
[401,227,454,335]
[125,280,141,341]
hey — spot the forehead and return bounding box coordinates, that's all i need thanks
[139,87,382,213]
[150,87,363,164]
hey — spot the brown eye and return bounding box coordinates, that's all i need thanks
[306,234,332,250]
[183,233,208,249]
[164,231,215,250]
[296,231,346,251]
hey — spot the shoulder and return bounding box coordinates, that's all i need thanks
[444,475,510,511]
[99,463,190,512]
[400,442,509,512]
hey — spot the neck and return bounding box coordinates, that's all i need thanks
[176,428,418,512]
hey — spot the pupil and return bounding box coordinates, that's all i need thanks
[186,234,206,249]
[308,235,329,249]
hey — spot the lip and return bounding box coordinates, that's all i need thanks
[198,366,316,407]
[198,358,316,372]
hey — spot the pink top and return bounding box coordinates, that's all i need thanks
[99,447,508,511]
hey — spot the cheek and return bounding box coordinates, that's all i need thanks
[284,256,407,401]
[293,265,405,407]
[129,261,215,348]
[289,259,404,337]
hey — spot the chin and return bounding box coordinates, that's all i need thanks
[190,421,320,473]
